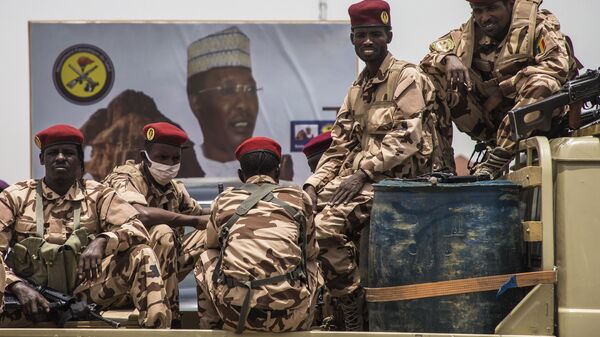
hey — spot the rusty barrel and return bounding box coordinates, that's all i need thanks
[367,179,524,333]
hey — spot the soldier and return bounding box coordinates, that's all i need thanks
[303,132,333,173]
[0,124,170,328]
[103,122,209,327]
[195,137,322,332]
[420,0,580,178]
[303,0,454,331]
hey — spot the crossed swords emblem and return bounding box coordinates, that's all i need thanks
[66,63,99,93]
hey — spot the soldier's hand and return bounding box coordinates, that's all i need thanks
[78,237,107,282]
[303,185,318,211]
[10,281,50,317]
[445,55,472,91]
[330,170,368,206]
[192,215,210,230]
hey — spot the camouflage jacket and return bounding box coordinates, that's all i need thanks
[103,160,204,237]
[421,7,573,105]
[0,179,149,287]
[206,175,320,310]
[306,52,451,191]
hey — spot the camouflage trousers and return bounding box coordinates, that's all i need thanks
[0,255,5,314]
[149,225,206,320]
[315,176,373,298]
[429,72,563,155]
[194,249,320,332]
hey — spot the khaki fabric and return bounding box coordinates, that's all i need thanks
[103,160,206,318]
[195,175,322,332]
[420,6,575,155]
[305,52,451,298]
[0,179,169,328]
[0,255,4,314]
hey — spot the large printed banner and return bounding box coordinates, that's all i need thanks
[30,22,355,183]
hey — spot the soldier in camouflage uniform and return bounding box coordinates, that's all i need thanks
[0,125,170,328]
[103,122,209,327]
[420,0,580,178]
[303,0,454,331]
[195,137,322,333]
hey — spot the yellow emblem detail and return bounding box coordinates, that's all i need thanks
[34,136,42,149]
[380,11,389,25]
[146,128,155,141]
[431,38,456,53]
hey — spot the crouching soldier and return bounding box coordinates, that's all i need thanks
[103,122,209,327]
[0,124,170,328]
[195,137,322,333]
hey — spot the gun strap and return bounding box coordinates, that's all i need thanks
[365,270,556,303]
[36,180,81,238]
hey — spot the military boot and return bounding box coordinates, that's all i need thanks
[338,287,365,331]
[473,147,513,179]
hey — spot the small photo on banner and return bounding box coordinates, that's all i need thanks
[290,120,335,152]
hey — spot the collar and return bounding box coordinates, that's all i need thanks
[40,179,85,201]
[245,175,278,185]
[477,33,502,52]
[355,52,395,86]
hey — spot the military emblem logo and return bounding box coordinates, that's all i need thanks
[146,127,155,141]
[431,38,456,53]
[34,136,42,149]
[381,11,389,25]
[53,44,114,105]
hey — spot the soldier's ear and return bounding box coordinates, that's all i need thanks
[39,152,44,166]
[350,32,355,45]
[238,169,246,183]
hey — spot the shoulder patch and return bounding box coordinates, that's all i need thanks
[535,36,546,54]
[431,38,456,53]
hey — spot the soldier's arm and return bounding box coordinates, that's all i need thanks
[0,190,24,288]
[305,93,357,191]
[498,12,570,100]
[420,29,463,77]
[95,187,150,256]
[359,67,427,179]
[204,196,221,250]
[301,191,319,261]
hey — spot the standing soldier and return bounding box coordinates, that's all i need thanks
[303,0,453,331]
[103,122,209,327]
[195,137,322,333]
[0,124,170,328]
[421,0,580,178]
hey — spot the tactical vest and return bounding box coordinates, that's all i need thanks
[212,183,308,334]
[6,181,94,294]
[347,61,446,177]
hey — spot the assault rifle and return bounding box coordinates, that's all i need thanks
[3,284,121,328]
[508,68,600,141]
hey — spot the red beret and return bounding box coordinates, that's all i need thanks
[143,122,188,147]
[303,132,332,158]
[235,137,282,161]
[35,124,84,150]
[349,0,391,28]
[466,0,497,5]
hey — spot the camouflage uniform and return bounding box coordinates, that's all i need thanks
[305,52,452,299]
[0,255,5,314]
[103,160,206,319]
[421,2,578,174]
[0,179,170,328]
[195,175,322,332]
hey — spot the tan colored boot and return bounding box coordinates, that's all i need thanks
[473,147,513,179]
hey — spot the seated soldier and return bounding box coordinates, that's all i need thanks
[302,132,332,173]
[103,122,209,327]
[195,137,322,333]
[0,124,170,328]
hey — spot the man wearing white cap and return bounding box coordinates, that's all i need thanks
[187,26,260,177]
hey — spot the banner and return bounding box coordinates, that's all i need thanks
[30,22,356,183]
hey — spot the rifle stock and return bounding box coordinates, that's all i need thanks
[508,68,600,142]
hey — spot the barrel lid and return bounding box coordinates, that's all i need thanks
[373,178,519,191]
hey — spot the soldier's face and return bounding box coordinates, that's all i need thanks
[471,1,514,39]
[40,144,81,183]
[351,27,392,64]
[188,67,259,160]
[144,143,182,166]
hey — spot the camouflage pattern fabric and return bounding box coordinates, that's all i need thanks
[103,160,206,319]
[420,9,575,158]
[0,255,4,314]
[0,179,170,328]
[305,52,451,298]
[195,175,322,332]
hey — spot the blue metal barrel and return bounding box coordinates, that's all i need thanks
[367,179,524,333]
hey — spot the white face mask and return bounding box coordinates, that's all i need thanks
[142,151,180,185]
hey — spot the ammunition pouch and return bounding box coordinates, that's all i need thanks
[7,228,95,294]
